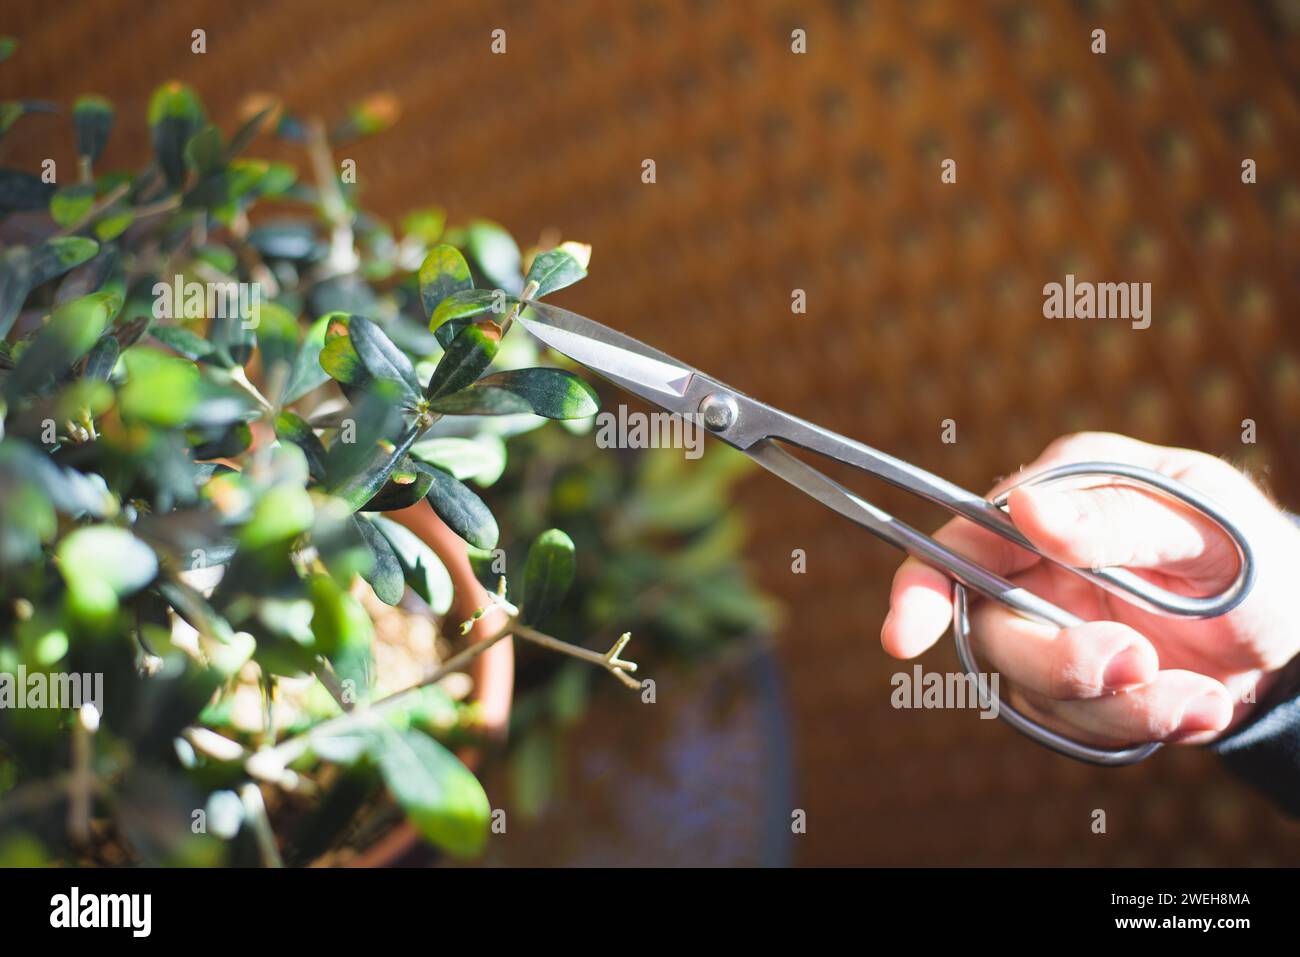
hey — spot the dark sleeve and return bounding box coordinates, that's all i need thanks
[1210,656,1300,816]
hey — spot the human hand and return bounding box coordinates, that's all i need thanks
[882,432,1300,746]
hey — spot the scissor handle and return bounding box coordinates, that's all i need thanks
[994,461,1256,619]
[707,394,1257,765]
[952,584,1161,765]
[950,461,1257,766]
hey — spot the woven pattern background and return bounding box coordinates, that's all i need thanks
[5,0,1300,864]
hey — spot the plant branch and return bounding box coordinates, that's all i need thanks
[54,180,130,237]
[244,614,643,782]
[499,280,540,337]
[247,620,515,779]
[513,623,641,689]
[240,783,284,868]
[230,365,275,415]
[306,118,357,276]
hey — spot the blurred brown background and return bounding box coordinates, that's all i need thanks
[5,0,1300,864]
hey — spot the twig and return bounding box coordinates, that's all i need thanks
[66,705,99,846]
[230,365,274,415]
[314,662,354,713]
[130,194,182,221]
[500,280,540,337]
[306,118,358,276]
[243,614,643,782]
[249,622,514,776]
[54,180,129,237]
[239,783,284,868]
[514,623,641,689]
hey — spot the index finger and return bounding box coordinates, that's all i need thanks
[882,512,1042,658]
[880,433,1160,659]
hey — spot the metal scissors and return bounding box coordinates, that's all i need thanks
[516,301,1257,766]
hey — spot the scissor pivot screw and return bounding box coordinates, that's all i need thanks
[699,393,739,431]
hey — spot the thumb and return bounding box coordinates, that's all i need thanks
[1006,483,1239,584]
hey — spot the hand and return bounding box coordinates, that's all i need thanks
[882,432,1300,746]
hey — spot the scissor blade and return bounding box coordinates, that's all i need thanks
[516,301,697,412]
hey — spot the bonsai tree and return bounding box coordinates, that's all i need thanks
[0,55,657,865]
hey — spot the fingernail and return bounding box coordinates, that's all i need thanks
[1102,646,1151,690]
[1176,693,1230,735]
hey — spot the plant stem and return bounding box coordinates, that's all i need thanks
[306,118,357,276]
[499,280,540,337]
[249,621,515,777]
[230,366,274,415]
[54,181,130,237]
[514,623,641,689]
[243,616,641,781]
[240,783,284,868]
[66,705,98,846]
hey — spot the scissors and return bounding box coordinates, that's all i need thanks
[515,301,1257,766]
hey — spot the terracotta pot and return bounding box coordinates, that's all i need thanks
[346,501,514,868]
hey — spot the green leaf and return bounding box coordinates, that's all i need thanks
[273,410,327,482]
[226,104,276,159]
[430,368,598,419]
[6,292,119,398]
[354,516,405,606]
[119,348,201,426]
[326,422,424,513]
[50,184,95,227]
[310,495,372,588]
[332,94,399,142]
[464,220,522,295]
[57,525,158,621]
[521,529,576,625]
[0,102,21,140]
[249,222,321,261]
[375,727,489,857]
[184,124,225,178]
[0,248,30,339]
[368,516,452,613]
[348,315,420,403]
[402,207,445,245]
[240,483,315,550]
[0,37,17,64]
[283,313,332,404]
[148,82,206,189]
[409,435,506,486]
[0,169,54,214]
[30,236,100,288]
[83,334,119,381]
[151,325,215,361]
[524,248,587,298]
[189,421,253,460]
[94,208,134,241]
[418,244,474,320]
[318,314,368,388]
[360,456,434,512]
[308,573,373,691]
[55,243,121,306]
[424,322,499,400]
[252,300,299,374]
[423,464,498,550]
[424,385,532,416]
[428,288,512,347]
[73,95,113,166]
